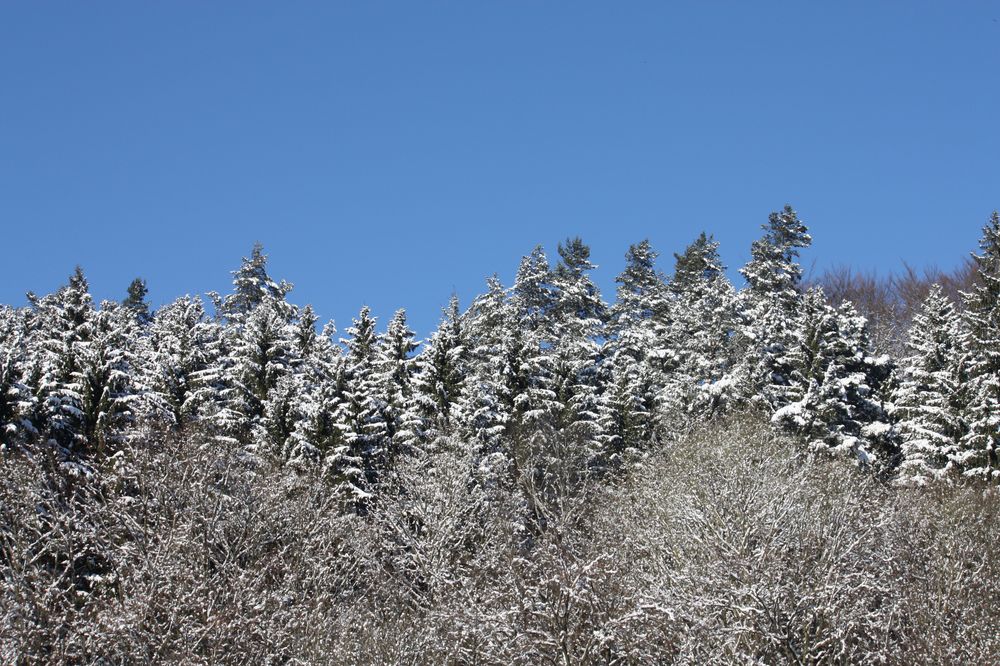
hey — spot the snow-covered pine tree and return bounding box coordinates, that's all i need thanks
[456,278,515,481]
[658,233,738,420]
[148,295,222,429]
[294,304,320,360]
[211,242,295,324]
[892,285,964,484]
[28,267,95,456]
[290,321,353,471]
[401,296,466,453]
[956,211,1000,481]
[76,301,145,456]
[513,245,557,336]
[543,238,608,473]
[0,306,34,450]
[375,308,419,468]
[340,306,387,501]
[122,277,153,325]
[217,296,299,447]
[601,240,666,463]
[735,205,812,412]
[772,288,896,469]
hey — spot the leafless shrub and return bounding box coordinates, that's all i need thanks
[2,419,998,663]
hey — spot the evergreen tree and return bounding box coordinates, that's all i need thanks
[77,302,144,456]
[403,296,466,452]
[957,211,1000,481]
[772,288,896,469]
[215,297,299,445]
[545,238,607,470]
[893,285,964,484]
[341,306,386,500]
[148,295,222,429]
[513,245,556,335]
[735,205,812,411]
[30,267,95,455]
[375,308,419,466]
[602,240,666,463]
[212,242,294,323]
[122,277,152,324]
[0,307,33,450]
[658,233,738,419]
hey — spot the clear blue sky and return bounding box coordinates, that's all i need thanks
[2,2,997,336]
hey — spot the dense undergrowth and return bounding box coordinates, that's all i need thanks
[3,418,997,664]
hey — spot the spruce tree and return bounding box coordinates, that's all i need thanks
[893,285,964,483]
[735,205,812,411]
[30,267,95,456]
[403,296,466,452]
[602,240,666,462]
[341,306,386,500]
[213,242,294,323]
[957,211,1000,481]
[375,308,419,466]
[122,277,153,324]
[148,295,222,429]
[659,233,738,419]
[0,307,33,450]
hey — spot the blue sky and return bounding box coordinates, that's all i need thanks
[2,2,997,336]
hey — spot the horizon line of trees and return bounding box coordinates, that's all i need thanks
[1,206,999,494]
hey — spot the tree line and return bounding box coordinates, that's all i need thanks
[2,206,997,489]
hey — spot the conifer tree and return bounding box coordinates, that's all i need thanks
[341,306,386,499]
[30,267,95,455]
[216,297,299,445]
[148,295,222,428]
[375,308,419,466]
[957,211,1000,481]
[77,301,144,456]
[0,307,33,450]
[659,233,738,419]
[212,242,294,323]
[601,240,666,462]
[735,205,812,411]
[772,288,896,468]
[403,296,466,452]
[122,277,152,324]
[291,322,353,471]
[893,285,964,483]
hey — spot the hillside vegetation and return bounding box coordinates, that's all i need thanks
[2,206,999,663]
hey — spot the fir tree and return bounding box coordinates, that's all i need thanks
[30,267,95,456]
[215,297,299,445]
[735,205,813,412]
[893,285,964,484]
[289,321,354,472]
[772,289,896,469]
[122,277,153,324]
[341,306,386,500]
[148,295,222,428]
[376,308,419,465]
[403,296,466,452]
[658,233,738,419]
[957,211,1000,481]
[0,307,33,450]
[212,242,294,323]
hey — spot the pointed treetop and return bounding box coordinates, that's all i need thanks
[219,242,294,321]
[672,232,724,290]
[123,277,152,323]
[971,210,1000,278]
[554,236,596,280]
[740,205,812,300]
